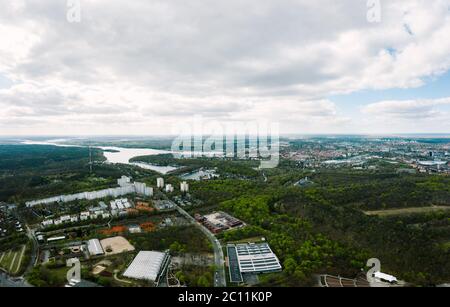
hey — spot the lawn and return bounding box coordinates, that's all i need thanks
[364,206,450,217]
[0,245,26,274]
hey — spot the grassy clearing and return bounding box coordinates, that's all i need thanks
[441,242,450,252]
[364,206,450,217]
[0,245,26,275]
[12,245,27,274]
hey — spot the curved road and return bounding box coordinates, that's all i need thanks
[24,225,39,275]
[170,201,226,287]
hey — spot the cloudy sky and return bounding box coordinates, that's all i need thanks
[1,0,450,135]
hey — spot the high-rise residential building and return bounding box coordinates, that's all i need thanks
[180,181,189,193]
[157,177,164,188]
[118,175,131,187]
[26,175,153,207]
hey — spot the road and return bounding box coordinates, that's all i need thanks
[171,201,227,287]
[0,271,31,287]
[24,224,39,276]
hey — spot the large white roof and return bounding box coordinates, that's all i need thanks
[234,243,282,274]
[123,251,166,281]
[88,239,104,256]
[374,271,397,283]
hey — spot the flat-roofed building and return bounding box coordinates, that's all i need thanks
[88,239,105,256]
[47,235,66,242]
[123,251,169,282]
[157,178,164,188]
[228,243,282,276]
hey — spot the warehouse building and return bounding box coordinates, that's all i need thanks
[227,242,282,283]
[87,239,105,256]
[123,251,170,283]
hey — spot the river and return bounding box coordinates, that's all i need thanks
[21,140,178,174]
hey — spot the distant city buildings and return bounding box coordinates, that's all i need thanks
[195,211,244,234]
[283,138,450,174]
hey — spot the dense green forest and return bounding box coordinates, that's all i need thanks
[190,175,450,286]
[125,225,211,254]
[131,152,450,285]
[61,138,174,150]
[0,145,162,203]
[131,153,260,178]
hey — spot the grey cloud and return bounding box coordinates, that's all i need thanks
[0,0,450,134]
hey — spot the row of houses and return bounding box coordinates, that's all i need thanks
[26,176,153,207]
[41,211,112,227]
[41,198,134,228]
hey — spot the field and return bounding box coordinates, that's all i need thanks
[100,236,135,255]
[0,245,26,275]
[364,206,450,216]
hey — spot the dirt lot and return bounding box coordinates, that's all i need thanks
[100,236,135,256]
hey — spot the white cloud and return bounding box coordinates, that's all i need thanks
[357,97,450,134]
[362,97,450,119]
[0,0,449,134]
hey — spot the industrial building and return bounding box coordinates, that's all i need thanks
[227,242,282,283]
[123,251,170,283]
[196,211,244,234]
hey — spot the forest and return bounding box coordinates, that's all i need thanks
[0,145,161,204]
[131,153,261,178]
[2,144,449,286]
[189,172,450,286]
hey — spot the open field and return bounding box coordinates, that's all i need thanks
[441,242,450,252]
[364,206,450,217]
[0,245,26,274]
[100,236,135,256]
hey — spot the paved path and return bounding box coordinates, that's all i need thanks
[24,225,38,277]
[0,271,31,287]
[113,271,132,284]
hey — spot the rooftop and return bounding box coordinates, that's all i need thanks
[87,239,104,256]
[123,251,168,282]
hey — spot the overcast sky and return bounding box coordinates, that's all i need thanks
[1,0,450,135]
